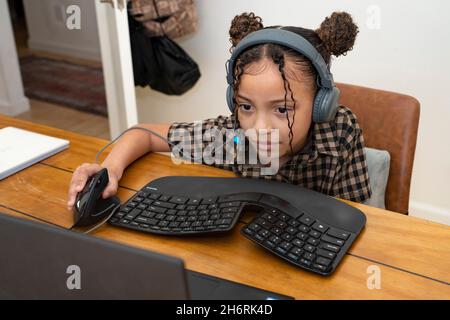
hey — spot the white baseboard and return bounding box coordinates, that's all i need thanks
[0,97,30,116]
[409,201,450,226]
[28,38,101,62]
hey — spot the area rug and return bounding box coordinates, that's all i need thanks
[19,55,107,116]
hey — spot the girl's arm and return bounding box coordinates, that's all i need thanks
[101,123,171,177]
[67,123,170,210]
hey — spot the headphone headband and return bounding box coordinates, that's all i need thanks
[226,28,334,88]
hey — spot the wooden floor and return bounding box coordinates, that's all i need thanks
[11,17,110,140]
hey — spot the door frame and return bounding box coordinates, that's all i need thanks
[95,0,138,138]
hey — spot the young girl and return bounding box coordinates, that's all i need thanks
[67,11,371,211]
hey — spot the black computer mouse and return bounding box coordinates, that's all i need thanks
[72,168,121,227]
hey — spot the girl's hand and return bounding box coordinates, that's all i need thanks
[67,163,122,211]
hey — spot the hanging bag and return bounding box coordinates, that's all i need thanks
[128,0,201,95]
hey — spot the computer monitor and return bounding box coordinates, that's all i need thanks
[0,214,292,300]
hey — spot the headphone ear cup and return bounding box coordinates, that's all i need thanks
[226,85,235,113]
[312,87,340,123]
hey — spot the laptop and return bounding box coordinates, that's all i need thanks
[0,127,69,180]
[0,214,293,300]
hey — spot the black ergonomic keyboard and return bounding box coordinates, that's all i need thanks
[109,176,366,276]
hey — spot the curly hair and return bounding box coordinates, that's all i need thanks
[229,11,359,156]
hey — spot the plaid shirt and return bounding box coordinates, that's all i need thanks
[167,106,372,202]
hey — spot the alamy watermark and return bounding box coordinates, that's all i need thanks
[66,265,81,290]
[169,122,281,175]
[366,265,382,290]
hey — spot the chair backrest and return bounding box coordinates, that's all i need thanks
[336,83,420,214]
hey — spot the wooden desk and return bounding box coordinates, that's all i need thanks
[1,115,449,299]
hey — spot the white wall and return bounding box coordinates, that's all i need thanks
[23,0,101,60]
[0,0,29,116]
[135,0,450,225]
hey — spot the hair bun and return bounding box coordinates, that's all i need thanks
[316,11,359,57]
[229,12,264,48]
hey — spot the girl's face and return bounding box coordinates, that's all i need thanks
[236,58,315,164]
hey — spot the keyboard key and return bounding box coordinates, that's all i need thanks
[137,203,147,211]
[322,235,345,247]
[275,247,287,255]
[292,239,304,248]
[141,211,156,218]
[220,207,239,213]
[264,240,276,248]
[153,201,176,209]
[321,243,340,253]
[244,228,254,236]
[307,238,320,246]
[221,212,236,219]
[327,228,351,240]
[300,258,311,266]
[136,217,157,225]
[248,223,261,231]
[286,227,297,235]
[303,244,315,253]
[269,235,282,244]
[138,190,150,198]
[158,221,169,227]
[281,233,293,241]
[296,232,308,240]
[262,213,278,223]
[187,198,201,205]
[270,227,283,235]
[258,229,271,238]
[203,197,217,204]
[128,202,137,208]
[125,208,141,220]
[309,230,321,239]
[299,225,309,233]
[121,206,132,213]
[298,215,314,226]
[316,257,332,266]
[276,221,288,228]
[316,249,336,260]
[159,195,171,202]
[287,253,299,261]
[278,213,290,221]
[312,221,329,233]
[255,234,265,242]
[279,241,292,251]
[147,206,166,214]
[288,219,300,227]
[290,247,303,256]
[313,264,328,272]
[148,193,160,199]
[219,201,240,208]
[303,252,315,261]
[169,196,188,204]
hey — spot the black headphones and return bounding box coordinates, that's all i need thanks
[226,28,340,123]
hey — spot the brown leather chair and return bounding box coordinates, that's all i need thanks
[336,83,420,214]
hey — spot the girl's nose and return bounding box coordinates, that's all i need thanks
[253,114,272,131]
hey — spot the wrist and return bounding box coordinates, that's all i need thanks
[101,160,124,180]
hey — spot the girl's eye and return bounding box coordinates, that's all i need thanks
[276,106,293,115]
[238,104,254,112]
